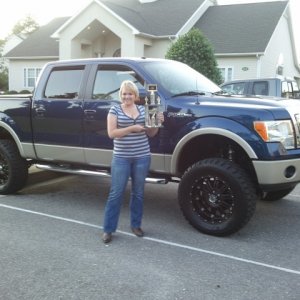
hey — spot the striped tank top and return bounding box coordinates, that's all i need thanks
[109,104,150,158]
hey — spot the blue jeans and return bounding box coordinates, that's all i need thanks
[103,155,151,233]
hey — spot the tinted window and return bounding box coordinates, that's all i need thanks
[222,82,245,95]
[252,81,268,95]
[44,66,84,99]
[93,65,144,100]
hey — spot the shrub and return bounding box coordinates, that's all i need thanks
[7,90,18,94]
[19,90,31,94]
[166,28,222,85]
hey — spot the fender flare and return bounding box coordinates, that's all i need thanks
[170,127,257,174]
[0,121,25,157]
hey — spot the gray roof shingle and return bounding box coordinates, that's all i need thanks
[102,0,206,36]
[194,1,288,54]
[5,17,70,58]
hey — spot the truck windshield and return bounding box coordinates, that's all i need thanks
[141,60,221,97]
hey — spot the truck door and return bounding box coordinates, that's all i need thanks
[32,65,87,163]
[82,63,145,167]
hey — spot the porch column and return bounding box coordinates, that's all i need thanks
[59,38,82,60]
[121,36,145,57]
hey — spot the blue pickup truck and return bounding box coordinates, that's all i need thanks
[1,57,300,236]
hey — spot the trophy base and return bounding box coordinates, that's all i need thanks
[145,125,163,128]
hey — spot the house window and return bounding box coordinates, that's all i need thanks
[24,68,42,88]
[219,67,233,83]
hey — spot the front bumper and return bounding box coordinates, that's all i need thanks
[253,158,300,186]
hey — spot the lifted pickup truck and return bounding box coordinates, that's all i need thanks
[220,77,300,99]
[1,57,300,236]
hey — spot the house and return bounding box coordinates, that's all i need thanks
[4,0,300,92]
[195,1,300,82]
[4,17,69,92]
[0,33,26,78]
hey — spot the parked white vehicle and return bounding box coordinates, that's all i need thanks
[221,77,300,99]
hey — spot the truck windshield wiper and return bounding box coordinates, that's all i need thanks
[171,91,206,98]
[212,90,227,95]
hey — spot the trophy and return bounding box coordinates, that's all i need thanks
[145,84,162,128]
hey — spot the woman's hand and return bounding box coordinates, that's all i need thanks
[157,112,164,124]
[131,124,146,133]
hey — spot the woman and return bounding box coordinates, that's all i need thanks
[102,80,163,243]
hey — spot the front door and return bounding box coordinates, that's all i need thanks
[82,63,145,167]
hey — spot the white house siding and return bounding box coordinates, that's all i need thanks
[8,59,54,92]
[144,39,171,58]
[261,13,299,80]
[217,56,259,81]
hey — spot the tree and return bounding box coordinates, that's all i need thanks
[12,15,39,36]
[0,39,8,92]
[165,28,222,85]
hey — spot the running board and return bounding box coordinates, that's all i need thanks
[35,164,168,184]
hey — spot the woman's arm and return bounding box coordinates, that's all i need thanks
[145,127,159,137]
[107,113,145,139]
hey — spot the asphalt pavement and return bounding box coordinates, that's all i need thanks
[0,167,299,300]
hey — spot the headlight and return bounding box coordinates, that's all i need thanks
[254,120,295,149]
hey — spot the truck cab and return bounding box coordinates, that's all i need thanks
[220,77,300,99]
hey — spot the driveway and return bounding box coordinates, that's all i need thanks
[0,168,299,299]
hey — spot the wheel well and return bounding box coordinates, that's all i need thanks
[176,134,258,183]
[0,127,14,140]
[0,127,24,159]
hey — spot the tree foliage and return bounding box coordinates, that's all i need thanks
[165,28,222,85]
[12,15,39,36]
[0,39,8,91]
[0,67,8,92]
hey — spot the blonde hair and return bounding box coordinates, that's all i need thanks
[119,80,139,101]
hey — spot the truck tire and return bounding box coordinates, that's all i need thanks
[261,187,295,201]
[0,140,28,194]
[178,158,256,236]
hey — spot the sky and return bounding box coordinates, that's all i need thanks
[0,0,90,39]
[0,0,299,52]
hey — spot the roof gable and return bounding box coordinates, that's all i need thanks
[4,17,70,58]
[101,0,206,36]
[194,1,288,54]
